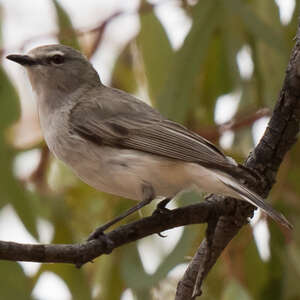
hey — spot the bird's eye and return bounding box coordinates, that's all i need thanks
[51,54,65,65]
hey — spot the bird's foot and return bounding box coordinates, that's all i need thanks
[87,221,115,241]
[87,227,105,241]
[152,198,172,216]
[153,198,172,238]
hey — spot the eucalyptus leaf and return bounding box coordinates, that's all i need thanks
[250,0,288,106]
[52,0,80,49]
[227,0,286,54]
[121,244,150,290]
[244,239,268,298]
[111,41,138,94]
[93,252,124,300]
[157,0,219,123]
[0,66,38,237]
[39,264,92,300]
[137,9,174,104]
[222,279,253,300]
[284,243,300,300]
[0,261,33,300]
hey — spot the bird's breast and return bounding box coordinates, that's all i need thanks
[38,107,192,201]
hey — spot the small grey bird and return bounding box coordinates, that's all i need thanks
[7,44,292,237]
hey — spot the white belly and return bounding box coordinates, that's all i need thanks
[62,144,192,200]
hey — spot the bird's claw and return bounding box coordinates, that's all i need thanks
[87,227,106,241]
[152,206,171,216]
[157,232,168,238]
[152,197,172,216]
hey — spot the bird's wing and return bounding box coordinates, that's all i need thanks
[69,87,233,170]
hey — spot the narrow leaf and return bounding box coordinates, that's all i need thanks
[0,66,38,237]
[157,0,219,123]
[137,8,174,103]
[111,41,138,94]
[0,261,33,300]
[228,0,287,54]
[52,0,80,49]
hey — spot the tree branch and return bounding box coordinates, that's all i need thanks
[194,108,271,142]
[175,22,300,300]
[0,200,229,265]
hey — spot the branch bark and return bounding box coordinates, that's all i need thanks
[0,200,229,265]
[175,22,300,300]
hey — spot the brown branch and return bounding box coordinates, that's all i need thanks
[195,108,271,142]
[175,22,300,300]
[82,11,122,59]
[30,145,50,190]
[0,201,228,265]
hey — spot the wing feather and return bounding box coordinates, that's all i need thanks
[69,87,233,169]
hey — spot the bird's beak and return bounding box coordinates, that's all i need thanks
[6,54,37,66]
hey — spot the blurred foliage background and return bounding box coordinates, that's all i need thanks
[0,0,299,299]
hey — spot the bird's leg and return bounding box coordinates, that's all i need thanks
[87,183,155,240]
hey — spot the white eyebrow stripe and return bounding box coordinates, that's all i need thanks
[46,50,65,57]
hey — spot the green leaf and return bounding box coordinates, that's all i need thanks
[121,243,150,289]
[153,218,198,282]
[0,67,20,130]
[228,0,287,54]
[286,0,300,47]
[93,252,124,300]
[157,0,219,123]
[196,30,237,125]
[121,244,152,299]
[257,224,289,300]
[250,0,288,106]
[285,242,300,300]
[287,143,300,197]
[38,265,92,300]
[137,8,174,103]
[0,66,38,237]
[221,18,243,89]
[111,41,138,94]
[0,5,3,46]
[222,279,253,300]
[52,0,80,49]
[0,261,33,300]
[38,207,93,300]
[244,239,268,298]
[121,209,197,295]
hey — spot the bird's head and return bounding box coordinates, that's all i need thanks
[7,44,100,97]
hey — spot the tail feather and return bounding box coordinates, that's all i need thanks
[216,174,293,230]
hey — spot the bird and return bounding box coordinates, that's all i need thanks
[6,44,292,238]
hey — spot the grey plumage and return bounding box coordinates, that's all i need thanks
[6,44,292,231]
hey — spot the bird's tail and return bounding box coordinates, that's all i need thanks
[216,172,293,230]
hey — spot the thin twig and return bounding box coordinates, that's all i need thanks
[195,108,271,142]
